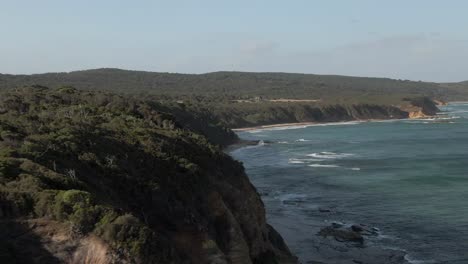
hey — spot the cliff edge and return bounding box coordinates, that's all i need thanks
[0,87,297,264]
[400,97,440,119]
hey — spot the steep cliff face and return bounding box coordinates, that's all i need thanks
[314,104,409,122]
[210,103,410,129]
[151,102,239,147]
[0,88,296,264]
[207,98,440,129]
[400,97,439,119]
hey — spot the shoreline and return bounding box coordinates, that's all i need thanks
[230,118,405,132]
[229,101,461,133]
[230,112,450,133]
[447,101,468,104]
[231,121,318,132]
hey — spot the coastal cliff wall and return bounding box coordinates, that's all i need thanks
[0,88,297,264]
[400,97,440,119]
[208,104,408,129]
[207,98,440,130]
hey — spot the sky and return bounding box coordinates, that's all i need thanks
[1,0,467,82]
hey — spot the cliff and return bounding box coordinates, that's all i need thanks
[0,87,297,264]
[400,97,439,119]
[205,103,409,129]
[203,98,440,130]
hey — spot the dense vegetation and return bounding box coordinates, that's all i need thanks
[147,100,238,145]
[438,81,468,101]
[0,87,296,263]
[0,69,455,130]
[1,68,467,102]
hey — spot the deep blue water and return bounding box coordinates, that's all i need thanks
[230,103,468,264]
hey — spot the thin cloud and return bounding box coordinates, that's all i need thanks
[215,35,468,82]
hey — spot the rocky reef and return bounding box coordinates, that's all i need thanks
[314,222,408,264]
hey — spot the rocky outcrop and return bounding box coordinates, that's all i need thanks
[312,223,409,264]
[433,99,448,106]
[401,97,439,119]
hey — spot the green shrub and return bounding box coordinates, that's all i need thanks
[53,190,101,233]
[4,174,44,192]
[0,146,16,158]
[97,214,152,257]
[34,190,58,217]
[34,189,101,233]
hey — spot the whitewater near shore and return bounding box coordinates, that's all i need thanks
[229,103,468,264]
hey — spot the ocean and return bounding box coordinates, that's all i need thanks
[230,103,468,264]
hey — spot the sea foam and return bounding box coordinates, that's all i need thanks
[246,120,364,133]
[308,164,340,168]
[288,159,305,164]
[279,193,308,204]
[404,254,435,264]
[288,158,325,164]
[307,152,354,159]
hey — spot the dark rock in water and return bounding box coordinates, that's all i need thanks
[245,140,262,145]
[318,226,364,244]
[331,222,344,229]
[312,222,408,263]
[309,244,409,264]
[351,224,364,232]
[318,207,332,213]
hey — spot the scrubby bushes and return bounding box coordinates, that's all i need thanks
[96,214,154,258]
[0,87,224,262]
[35,190,102,233]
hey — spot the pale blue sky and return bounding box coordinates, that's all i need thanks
[1,0,468,81]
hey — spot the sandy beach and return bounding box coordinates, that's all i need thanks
[231,122,318,132]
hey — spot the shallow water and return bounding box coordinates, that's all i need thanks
[230,103,468,264]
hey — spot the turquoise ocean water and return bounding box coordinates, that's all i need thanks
[230,103,468,264]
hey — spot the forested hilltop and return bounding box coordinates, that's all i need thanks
[0,87,297,263]
[0,68,459,130]
[1,68,467,102]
